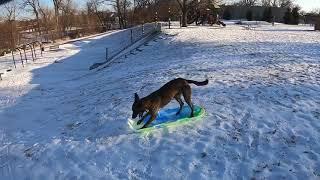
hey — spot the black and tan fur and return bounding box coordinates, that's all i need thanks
[132,78,208,129]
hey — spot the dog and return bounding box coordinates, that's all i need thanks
[132,78,208,129]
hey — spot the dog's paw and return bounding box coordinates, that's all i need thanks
[140,125,148,129]
[137,120,142,125]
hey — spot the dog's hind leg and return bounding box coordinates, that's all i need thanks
[182,85,194,117]
[174,95,184,115]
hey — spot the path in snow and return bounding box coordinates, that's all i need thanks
[0,24,320,179]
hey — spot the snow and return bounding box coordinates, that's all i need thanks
[1,23,320,179]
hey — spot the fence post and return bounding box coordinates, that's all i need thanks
[23,47,28,63]
[28,44,35,61]
[106,48,108,61]
[17,48,24,67]
[142,24,144,35]
[130,29,133,44]
[11,50,16,69]
[40,43,43,56]
[32,43,37,58]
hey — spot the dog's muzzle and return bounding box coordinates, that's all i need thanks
[132,113,138,119]
[139,112,144,119]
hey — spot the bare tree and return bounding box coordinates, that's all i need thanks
[52,0,63,35]
[1,0,18,21]
[310,8,320,15]
[60,0,76,32]
[113,0,131,29]
[270,0,277,6]
[135,0,152,9]
[133,0,173,24]
[38,5,54,38]
[176,0,224,27]
[22,0,41,33]
[234,0,293,7]
[175,0,192,27]
[261,0,272,6]
[268,0,294,7]
[278,0,293,8]
[86,0,106,27]
[238,0,258,6]
[1,0,19,48]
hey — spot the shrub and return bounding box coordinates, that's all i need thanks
[223,8,231,20]
[283,8,292,24]
[291,6,300,25]
[262,7,273,22]
[246,10,253,21]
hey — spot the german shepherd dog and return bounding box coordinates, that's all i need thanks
[132,78,208,129]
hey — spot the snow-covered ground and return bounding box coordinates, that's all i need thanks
[0,23,320,179]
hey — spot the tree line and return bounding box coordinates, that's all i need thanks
[0,0,317,54]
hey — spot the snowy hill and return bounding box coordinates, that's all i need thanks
[0,24,320,179]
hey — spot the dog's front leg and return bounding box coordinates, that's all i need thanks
[137,112,150,125]
[141,111,157,129]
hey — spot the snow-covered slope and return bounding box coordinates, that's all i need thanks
[0,24,320,179]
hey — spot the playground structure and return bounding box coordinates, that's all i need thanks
[185,1,226,27]
[10,41,43,68]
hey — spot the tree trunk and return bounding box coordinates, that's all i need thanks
[10,20,16,49]
[54,7,59,36]
[316,19,320,30]
[35,11,41,35]
[181,9,187,27]
[35,0,41,35]
[116,0,124,29]
[176,0,188,27]
[123,0,127,28]
[53,0,60,38]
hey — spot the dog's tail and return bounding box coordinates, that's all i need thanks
[186,79,209,86]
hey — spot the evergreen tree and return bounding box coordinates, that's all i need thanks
[223,8,231,20]
[283,8,292,24]
[291,6,300,25]
[246,10,253,21]
[262,7,272,22]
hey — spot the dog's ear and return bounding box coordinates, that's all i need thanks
[134,93,139,102]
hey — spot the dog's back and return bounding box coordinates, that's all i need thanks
[143,78,208,108]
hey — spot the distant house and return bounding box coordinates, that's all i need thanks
[221,5,287,22]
